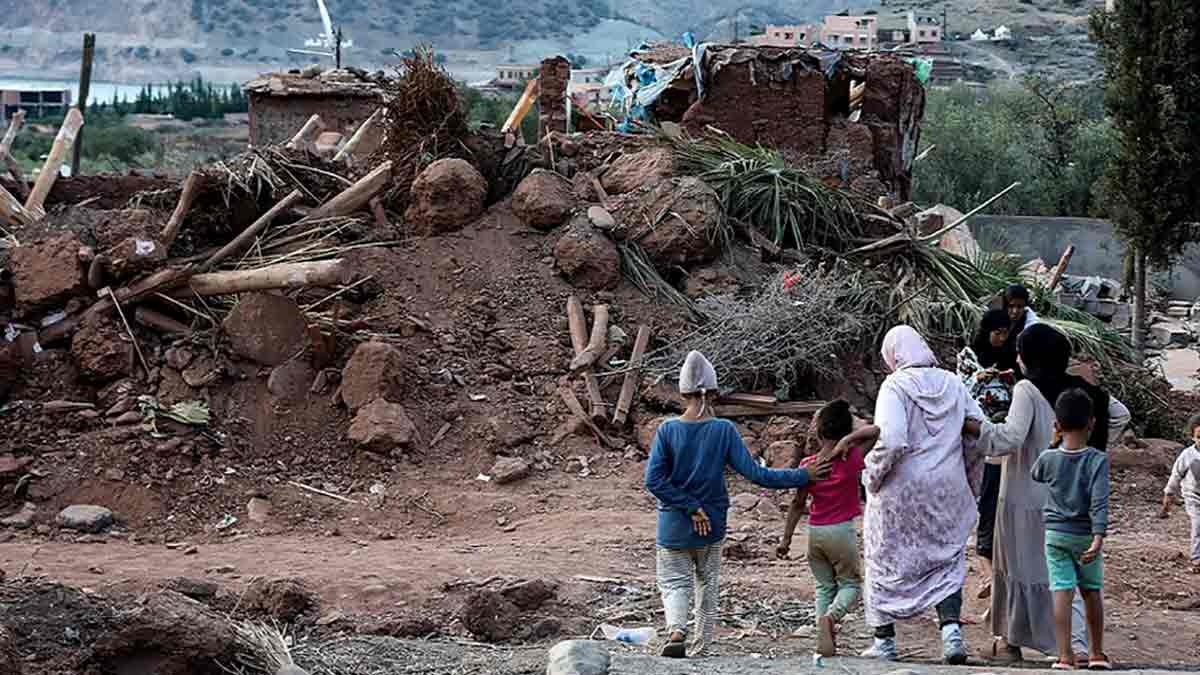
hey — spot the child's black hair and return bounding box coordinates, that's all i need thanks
[1054,388,1094,432]
[1004,284,1031,306]
[1186,413,1200,437]
[817,400,854,441]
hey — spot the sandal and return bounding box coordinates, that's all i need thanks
[1088,654,1113,670]
[981,637,1022,664]
[1051,661,1075,670]
[660,631,686,659]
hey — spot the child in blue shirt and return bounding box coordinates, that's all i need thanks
[645,351,830,659]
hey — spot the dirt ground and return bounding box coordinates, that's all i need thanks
[2,449,1197,671]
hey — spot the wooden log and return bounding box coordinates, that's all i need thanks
[200,189,303,272]
[301,161,393,224]
[0,182,35,230]
[25,107,84,219]
[0,111,26,202]
[502,79,539,136]
[721,392,779,407]
[134,306,191,335]
[612,325,651,427]
[714,401,826,418]
[565,295,606,420]
[183,259,349,296]
[558,384,617,448]
[0,110,23,156]
[569,304,609,372]
[1,153,26,202]
[334,108,381,163]
[1047,244,1076,293]
[160,171,205,245]
[85,266,194,320]
[70,32,96,177]
[286,114,325,151]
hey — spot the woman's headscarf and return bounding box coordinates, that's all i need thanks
[973,308,1017,371]
[1018,323,1112,449]
[880,325,959,439]
[679,350,718,416]
[882,324,939,372]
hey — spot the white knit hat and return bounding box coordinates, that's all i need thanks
[679,350,718,394]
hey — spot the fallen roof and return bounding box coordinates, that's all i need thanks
[243,69,384,98]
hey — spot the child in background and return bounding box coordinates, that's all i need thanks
[645,351,832,659]
[1159,414,1200,573]
[775,400,871,658]
[1031,388,1111,671]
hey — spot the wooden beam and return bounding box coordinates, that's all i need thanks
[286,114,325,151]
[25,107,84,219]
[183,259,349,296]
[199,189,303,272]
[502,79,539,136]
[714,401,826,418]
[558,384,618,448]
[334,108,381,163]
[720,392,779,407]
[565,296,606,421]
[0,110,27,201]
[70,32,96,176]
[1047,244,1076,294]
[569,305,609,372]
[0,181,35,230]
[160,171,205,246]
[301,161,392,224]
[0,110,23,156]
[133,306,191,335]
[612,325,651,427]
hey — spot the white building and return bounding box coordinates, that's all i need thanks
[971,29,989,41]
[993,25,1013,41]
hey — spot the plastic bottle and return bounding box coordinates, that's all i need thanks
[598,624,656,645]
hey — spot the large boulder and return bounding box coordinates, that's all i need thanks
[222,292,309,366]
[600,147,674,195]
[610,177,722,272]
[553,216,621,291]
[460,591,519,643]
[512,169,575,230]
[91,591,239,675]
[339,341,405,410]
[547,640,611,675]
[71,312,133,382]
[490,456,532,485]
[243,578,319,623]
[348,399,417,454]
[57,504,114,533]
[8,234,87,318]
[405,158,487,235]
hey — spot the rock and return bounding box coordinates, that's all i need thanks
[162,577,219,602]
[340,341,405,410]
[1,502,36,529]
[105,236,168,279]
[490,456,532,485]
[244,578,319,623]
[586,206,616,230]
[268,359,317,402]
[601,147,674,195]
[0,454,32,476]
[223,293,309,366]
[501,579,556,611]
[405,158,487,235]
[553,216,621,291]
[547,639,611,675]
[56,504,114,533]
[512,169,576,230]
[730,493,760,513]
[461,590,520,642]
[247,497,272,523]
[71,312,133,382]
[571,172,598,202]
[610,177,722,272]
[766,441,802,469]
[1111,438,1180,470]
[527,617,562,640]
[92,590,239,674]
[348,399,417,454]
[164,346,195,371]
[723,541,758,560]
[1151,319,1191,346]
[9,234,87,317]
[180,353,220,388]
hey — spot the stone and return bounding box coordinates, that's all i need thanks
[9,234,87,317]
[244,578,319,623]
[461,590,520,642]
[490,457,532,485]
[0,454,32,476]
[247,497,273,523]
[405,158,488,235]
[340,341,405,410]
[600,147,675,195]
[91,591,239,671]
[348,399,417,454]
[512,169,576,230]
[1150,319,1191,346]
[71,312,133,383]
[501,579,556,610]
[610,177,722,272]
[105,236,168,279]
[730,493,760,513]
[766,441,802,469]
[164,346,195,371]
[571,171,598,202]
[547,639,611,675]
[56,504,114,533]
[586,206,616,230]
[162,577,219,602]
[553,216,621,291]
[268,359,317,402]
[1,502,36,529]
[181,353,221,388]
[222,293,309,366]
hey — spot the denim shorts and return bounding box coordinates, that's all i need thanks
[1045,530,1104,592]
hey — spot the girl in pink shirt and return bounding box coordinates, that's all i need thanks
[776,400,871,657]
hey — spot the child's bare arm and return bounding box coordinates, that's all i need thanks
[829,424,880,459]
[776,488,808,559]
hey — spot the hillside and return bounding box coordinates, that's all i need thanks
[0,0,1104,83]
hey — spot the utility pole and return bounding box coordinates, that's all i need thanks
[335,27,342,69]
[942,4,948,40]
[71,32,95,177]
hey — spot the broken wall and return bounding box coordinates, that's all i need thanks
[247,94,381,148]
[538,56,571,138]
[674,48,924,201]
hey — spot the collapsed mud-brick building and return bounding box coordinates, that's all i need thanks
[244,68,384,149]
[604,45,926,201]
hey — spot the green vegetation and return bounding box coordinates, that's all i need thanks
[10,111,158,171]
[90,77,248,121]
[914,79,1114,218]
[459,86,537,142]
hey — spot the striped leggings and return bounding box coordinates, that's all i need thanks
[656,542,722,656]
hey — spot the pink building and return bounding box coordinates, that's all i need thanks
[821,15,878,50]
[908,12,942,43]
[751,24,817,47]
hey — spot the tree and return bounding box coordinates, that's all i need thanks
[1090,0,1200,357]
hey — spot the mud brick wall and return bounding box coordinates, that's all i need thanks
[538,56,571,138]
[247,94,382,148]
[679,52,924,202]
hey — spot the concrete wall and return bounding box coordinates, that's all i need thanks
[970,215,1200,299]
[248,93,380,148]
